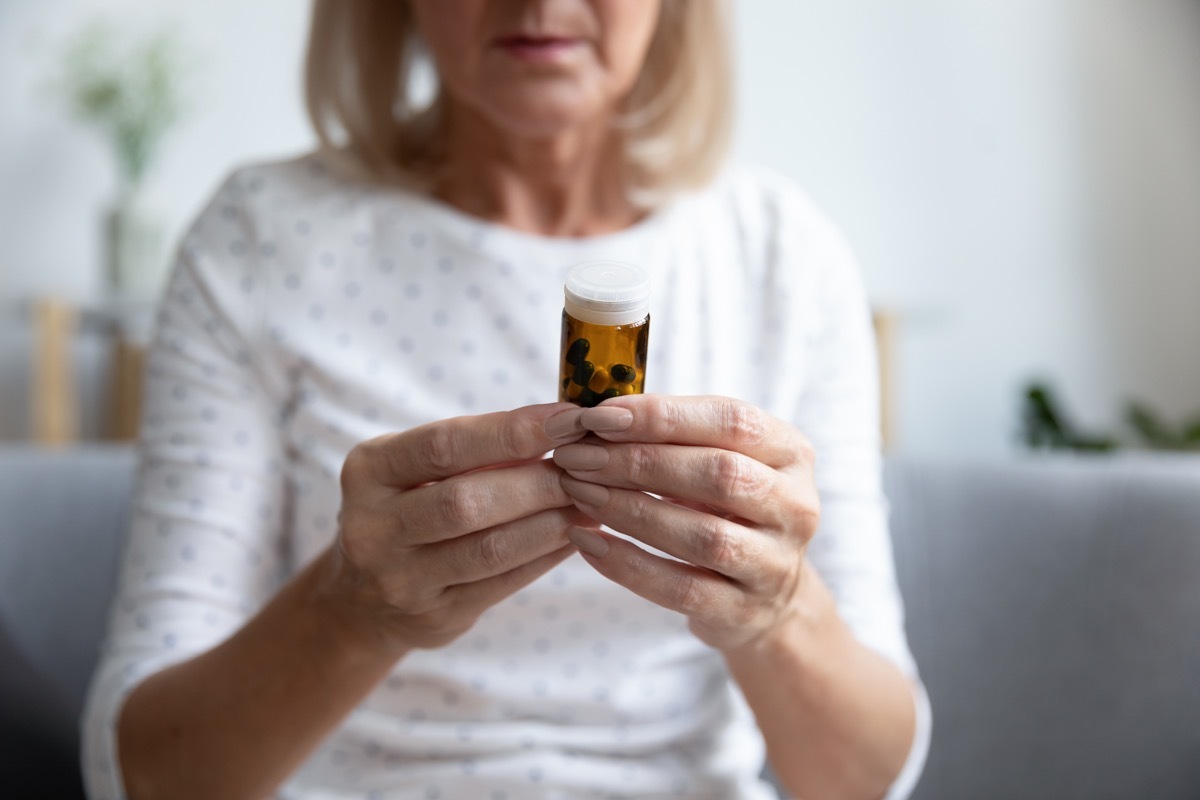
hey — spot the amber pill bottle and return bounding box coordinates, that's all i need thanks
[559,261,651,408]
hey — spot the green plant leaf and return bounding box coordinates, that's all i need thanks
[1126,402,1171,446]
[55,19,191,186]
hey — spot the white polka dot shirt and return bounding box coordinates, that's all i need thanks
[82,154,929,799]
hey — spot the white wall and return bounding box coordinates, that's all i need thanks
[1070,0,1200,434]
[733,0,1200,455]
[0,0,314,298]
[2,0,1198,453]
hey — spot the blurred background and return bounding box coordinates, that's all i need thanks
[2,0,1199,455]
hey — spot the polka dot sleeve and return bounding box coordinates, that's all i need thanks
[783,201,932,799]
[81,177,290,800]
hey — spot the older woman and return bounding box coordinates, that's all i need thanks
[83,1,929,798]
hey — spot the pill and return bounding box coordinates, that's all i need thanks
[610,364,636,384]
[566,338,590,366]
[588,366,610,393]
[600,388,622,401]
[572,359,595,387]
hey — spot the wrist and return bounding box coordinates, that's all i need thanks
[721,558,918,799]
[307,547,411,664]
[723,559,849,674]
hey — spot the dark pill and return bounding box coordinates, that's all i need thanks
[566,338,590,366]
[578,387,601,408]
[572,359,595,387]
[600,388,622,401]
[610,364,636,384]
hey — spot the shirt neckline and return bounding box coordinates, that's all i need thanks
[386,180,681,258]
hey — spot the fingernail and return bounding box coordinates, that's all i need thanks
[544,407,585,440]
[553,444,609,471]
[567,526,609,558]
[560,475,610,507]
[581,406,633,433]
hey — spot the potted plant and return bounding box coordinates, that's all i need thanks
[57,21,189,295]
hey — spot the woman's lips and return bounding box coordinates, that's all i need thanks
[493,35,584,63]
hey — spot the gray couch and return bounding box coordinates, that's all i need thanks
[2,446,1199,799]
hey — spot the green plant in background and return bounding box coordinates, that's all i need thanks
[1020,383,1116,452]
[1020,382,1200,453]
[57,21,189,188]
[1126,402,1200,451]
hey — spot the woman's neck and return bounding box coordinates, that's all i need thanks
[433,101,643,238]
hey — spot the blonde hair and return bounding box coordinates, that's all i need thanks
[304,0,733,207]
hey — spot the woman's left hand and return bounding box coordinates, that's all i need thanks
[552,395,821,653]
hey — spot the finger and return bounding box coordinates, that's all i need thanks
[560,477,776,583]
[349,403,586,490]
[421,507,596,586]
[662,497,725,517]
[555,441,794,525]
[447,543,577,615]
[579,395,812,470]
[396,459,575,544]
[564,527,744,624]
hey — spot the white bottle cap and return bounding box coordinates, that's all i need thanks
[564,261,651,326]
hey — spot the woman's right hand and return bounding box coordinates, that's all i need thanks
[320,403,592,655]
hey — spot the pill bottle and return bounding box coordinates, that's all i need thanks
[559,261,650,408]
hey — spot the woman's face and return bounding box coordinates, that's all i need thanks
[409,0,662,139]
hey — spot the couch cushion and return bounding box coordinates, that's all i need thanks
[886,454,1200,800]
[4,447,1200,800]
[0,446,136,744]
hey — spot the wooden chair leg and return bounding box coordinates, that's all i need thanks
[32,298,79,445]
[873,310,897,451]
[109,338,146,440]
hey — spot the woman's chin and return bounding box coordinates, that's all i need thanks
[471,87,610,142]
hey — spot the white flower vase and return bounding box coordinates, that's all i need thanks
[105,188,165,297]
